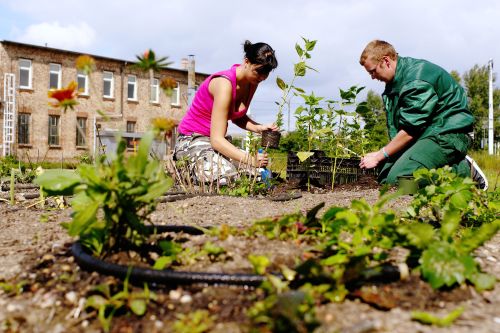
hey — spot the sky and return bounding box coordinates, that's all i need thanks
[1,0,499,134]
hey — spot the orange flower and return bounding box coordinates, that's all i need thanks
[134,49,172,73]
[160,77,177,97]
[152,117,177,138]
[48,81,78,112]
[75,55,96,75]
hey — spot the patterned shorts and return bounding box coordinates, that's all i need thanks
[174,133,254,185]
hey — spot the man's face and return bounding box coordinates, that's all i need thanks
[363,57,394,83]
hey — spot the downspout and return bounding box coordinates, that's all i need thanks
[121,61,126,118]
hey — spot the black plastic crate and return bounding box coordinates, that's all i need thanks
[286,151,376,187]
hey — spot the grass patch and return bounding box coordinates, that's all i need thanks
[469,150,500,190]
[268,151,287,179]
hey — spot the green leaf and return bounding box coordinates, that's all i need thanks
[159,240,182,256]
[322,206,345,222]
[131,131,155,174]
[304,39,317,51]
[335,210,360,226]
[399,223,436,249]
[440,209,461,240]
[296,151,314,162]
[68,196,100,236]
[276,77,287,90]
[279,265,297,281]
[136,177,173,202]
[153,256,175,270]
[130,299,147,316]
[203,242,225,256]
[449,190,472,209]
[34,169,81,196]
[468,272,496,291]
[248,254,270,275]
[293,86,305,93]
[459,220,500,253]
[420,242,477,289]
[294,62,306,77]
[85,295,108,310]
[411,306,464,327]
[321,253,348,266]
[295,43,303,57]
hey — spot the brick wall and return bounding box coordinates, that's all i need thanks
[0,41,208,162]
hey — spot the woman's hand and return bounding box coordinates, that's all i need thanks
[256,123,279,133]
[255,151,269,167]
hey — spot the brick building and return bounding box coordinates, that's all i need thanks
[0,40,208,162]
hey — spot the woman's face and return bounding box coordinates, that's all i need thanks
[246,62,269,84]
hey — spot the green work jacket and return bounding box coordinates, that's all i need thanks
[382,56,474,141]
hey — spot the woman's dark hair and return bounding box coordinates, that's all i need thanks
[243,40,278,75]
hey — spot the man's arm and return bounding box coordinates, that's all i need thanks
[359,130,414,169]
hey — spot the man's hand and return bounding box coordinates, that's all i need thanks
[360,150,385,169]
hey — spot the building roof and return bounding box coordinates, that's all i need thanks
[1,39,209,76]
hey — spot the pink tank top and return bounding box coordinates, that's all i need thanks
[178,64,249,136]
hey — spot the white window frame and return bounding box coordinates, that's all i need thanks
[76,117,87,147]
[127,75,137,101]
[150,78,159,103]
[48,115,60,146]
[49,63,62,89]
[77,70,89,95]
[103,71,114,98]
[126,121,136,133]
[17,113,30,144]
[171,82,180,106]
[19,59,32,89]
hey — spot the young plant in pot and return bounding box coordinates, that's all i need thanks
[261,37,317,149]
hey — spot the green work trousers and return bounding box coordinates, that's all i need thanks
[378,133,471,185]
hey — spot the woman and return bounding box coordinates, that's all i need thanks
[174,41,278,184]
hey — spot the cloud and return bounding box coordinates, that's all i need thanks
[16,21,96,51]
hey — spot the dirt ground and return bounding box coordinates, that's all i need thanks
[1,183,499,333]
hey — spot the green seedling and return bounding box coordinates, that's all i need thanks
[411,306,465,327]
[35,130,173,256]
[172,309,216,333]
[248,254,271,275]
[85,269,156,332]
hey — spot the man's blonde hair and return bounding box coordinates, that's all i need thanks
[359,40,397,65]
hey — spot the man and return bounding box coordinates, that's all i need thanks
[359,40,488,190]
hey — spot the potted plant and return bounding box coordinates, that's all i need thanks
[261,37,317,149]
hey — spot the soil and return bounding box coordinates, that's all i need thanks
[1,180,499,333]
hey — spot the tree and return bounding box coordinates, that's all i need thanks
[357,90,388,151]
[450,70,461,84]
[462,64,500,149]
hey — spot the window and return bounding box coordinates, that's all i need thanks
[127,75,137,100]
[126,121,136,133]
[150,78,159,103]
[103,71,114,98]
[19,59,32,89]
[77,70,89,95]
[48,115,60,146]
[76,117,87,146]
[171,82,180,106]
[17,113,30,144]
[49,63,61,89]
[126,121,137,149]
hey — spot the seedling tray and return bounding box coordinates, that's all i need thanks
[286,151,376,187]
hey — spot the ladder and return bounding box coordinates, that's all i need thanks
[3,73,16,156]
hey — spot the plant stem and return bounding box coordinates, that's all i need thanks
[10,168,15,205]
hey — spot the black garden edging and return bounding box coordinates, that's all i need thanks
[71,225,274,287]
